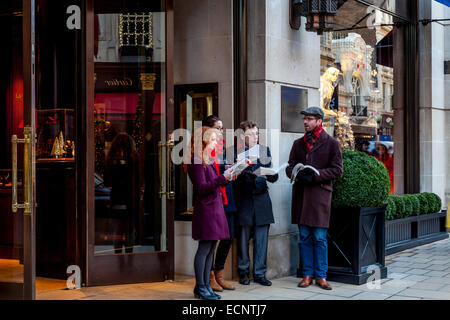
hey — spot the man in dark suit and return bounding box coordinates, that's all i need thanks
[233,121,278,286]
[285,107,343,290]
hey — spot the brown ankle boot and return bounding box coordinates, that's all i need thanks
[214,269,235,290]
[209,270,223,292]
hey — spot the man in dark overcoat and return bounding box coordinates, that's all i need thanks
[285,106,343,290]
[233,121,278,286]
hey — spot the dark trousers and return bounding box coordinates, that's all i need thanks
[212,212,235,271]
[237,224,269,279]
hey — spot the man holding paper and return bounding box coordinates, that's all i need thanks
[233,121,278,286]
[285,106,343,290]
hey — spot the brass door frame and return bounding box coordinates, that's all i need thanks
[21,0,36,300]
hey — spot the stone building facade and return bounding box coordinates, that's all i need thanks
[172,0,449,280]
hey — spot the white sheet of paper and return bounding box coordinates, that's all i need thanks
[237,144,260,161]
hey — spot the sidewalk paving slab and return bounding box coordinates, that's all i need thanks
[404,268,429,275]
[34,236,450,300]
[395,288,450,300]
[423,270,449,277]
[386,296,421,300]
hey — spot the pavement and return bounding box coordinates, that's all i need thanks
[36,237,450,300]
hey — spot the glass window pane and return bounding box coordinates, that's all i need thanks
[321,0,401,194]
[94,2,167,255]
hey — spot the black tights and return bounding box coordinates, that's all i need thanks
[194,240,217,286]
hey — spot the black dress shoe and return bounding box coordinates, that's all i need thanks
[239,274,250,285]
[206,284,221,299]
[254,277,272,286]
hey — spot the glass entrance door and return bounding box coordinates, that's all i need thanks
[0,0,36,300]
[87,0,174,285]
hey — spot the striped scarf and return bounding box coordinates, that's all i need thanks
[304,124,323,151]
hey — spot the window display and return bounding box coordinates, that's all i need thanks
[320,0,402,193]
[36,109,75,161]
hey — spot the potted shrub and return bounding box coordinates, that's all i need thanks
[385,192,448,255]
[325,150,390,285]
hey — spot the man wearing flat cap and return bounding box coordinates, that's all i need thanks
[285,106,343,290]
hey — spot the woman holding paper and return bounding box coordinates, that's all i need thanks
[187,126,236,300]
[202,115,238,292]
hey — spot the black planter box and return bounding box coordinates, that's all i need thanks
[385,211,448,255]
[326,205,388,285]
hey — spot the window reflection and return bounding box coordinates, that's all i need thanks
[320,0,399,193]
[93,7,166,255]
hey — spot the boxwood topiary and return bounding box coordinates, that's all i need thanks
[422,192,441,214]
[391,195,405,219]
[332,150,390,208]
[416,193,429,215]
[429,193,442,213]
[385,195,396,220]
[405,194,420,216]
[402,195,413,217]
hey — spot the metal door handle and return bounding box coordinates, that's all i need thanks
[11,128,32,213]
[166,140,175,200]
[158,141,165,198]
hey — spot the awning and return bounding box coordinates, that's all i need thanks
[436,0,450,7]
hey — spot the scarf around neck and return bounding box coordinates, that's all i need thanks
[304,124,323,151]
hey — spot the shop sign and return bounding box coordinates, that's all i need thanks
[95,70,158,92]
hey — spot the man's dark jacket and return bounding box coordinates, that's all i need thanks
[233,145,278,226]
[285,130,343,228]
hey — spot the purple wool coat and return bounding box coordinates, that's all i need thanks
[187,161,230,241]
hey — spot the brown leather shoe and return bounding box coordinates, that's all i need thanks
[316,278,332,290]
[298,276,313,288]
[214,269,235,290]
[209,270,223,292]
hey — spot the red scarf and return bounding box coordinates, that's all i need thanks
[211,149,228,205]
[304,124,323,151]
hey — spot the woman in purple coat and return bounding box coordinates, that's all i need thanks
[187,126,236,300]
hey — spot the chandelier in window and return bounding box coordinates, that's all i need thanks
[119,13,153,49]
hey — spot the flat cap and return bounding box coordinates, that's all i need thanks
[301,106,324,119]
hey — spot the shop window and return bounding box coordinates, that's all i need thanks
[320,0,404,194]
[93,5,167,254]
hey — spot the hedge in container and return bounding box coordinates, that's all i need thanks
[430,193,442,213]
[332,150,390,208]
[405,194,420,216]
[416,193,429,215]
[422,192,441,214]
[385,196,396,220]
[391,195,405,219]
[402,195,414,217]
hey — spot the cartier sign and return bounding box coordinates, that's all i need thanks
[94,67,158,92]
[104,78,134,87]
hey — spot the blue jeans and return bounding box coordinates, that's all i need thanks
[298,225,328,279]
